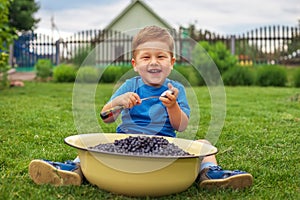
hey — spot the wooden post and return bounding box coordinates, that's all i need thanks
[55,39,60,65]
[9,44,14,67]
[230,35,235,55]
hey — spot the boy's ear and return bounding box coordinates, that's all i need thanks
[131,58,138,72]
[171,57,176,69]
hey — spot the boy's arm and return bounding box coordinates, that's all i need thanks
[160,83,189,132]
[166,102,189,132]
[101,92,141,123]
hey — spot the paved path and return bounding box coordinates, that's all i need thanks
[8,71,36,81]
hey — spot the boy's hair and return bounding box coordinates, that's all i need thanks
[132,25,174,58]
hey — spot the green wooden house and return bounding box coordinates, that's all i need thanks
[95,0,175,65]
[105,0,173,36]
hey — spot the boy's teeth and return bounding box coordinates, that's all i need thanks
[149,69,160,73]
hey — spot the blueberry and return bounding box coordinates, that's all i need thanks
[89,136,192,157]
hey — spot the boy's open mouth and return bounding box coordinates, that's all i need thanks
[148,69,162,73]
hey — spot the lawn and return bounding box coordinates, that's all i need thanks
[0,82,299,200]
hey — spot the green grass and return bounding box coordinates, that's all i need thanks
[0,82,299,200]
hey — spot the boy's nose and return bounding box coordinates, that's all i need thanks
[149,57,158,65]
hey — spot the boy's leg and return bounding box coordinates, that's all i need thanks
[197,140,253,189]
[28,159,83,186]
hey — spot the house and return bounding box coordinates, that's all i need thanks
[95,0,177,65]
[105,0,173,36]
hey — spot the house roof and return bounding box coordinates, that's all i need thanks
[104,0,173,30]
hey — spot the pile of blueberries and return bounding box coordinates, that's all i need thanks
[89,135,192,157]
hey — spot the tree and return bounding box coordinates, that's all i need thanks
[0,0,14,49]
[8,0,40,32]
[0,0,15,89]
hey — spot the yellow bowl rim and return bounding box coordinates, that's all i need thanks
[64,133,218,159]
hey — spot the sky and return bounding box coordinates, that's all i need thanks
[34,0,300,39]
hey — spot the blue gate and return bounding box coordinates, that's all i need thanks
[13,32,58,70]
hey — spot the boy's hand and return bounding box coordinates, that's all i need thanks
[114,92,141,109]
[159,83,189,132]
[159,83,178,108]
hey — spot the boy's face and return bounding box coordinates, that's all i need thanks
[131,41,175,87]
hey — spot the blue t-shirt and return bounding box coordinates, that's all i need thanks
[110,76,190,137]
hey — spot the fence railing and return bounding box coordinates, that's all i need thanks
[235,26,300,65]
[12,25,300,69]
[187,25,300,65]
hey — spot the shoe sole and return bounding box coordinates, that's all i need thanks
[28,160,81,186]
[199,173,253,189]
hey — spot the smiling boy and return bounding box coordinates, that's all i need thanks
[29,26,253,190]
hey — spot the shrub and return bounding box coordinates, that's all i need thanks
[222,66,255,86]
[35,59,53,79]
[71,46,92,67]
[53,64,76,82]
[256,66,287,87]
[0,52,10,89]
[293,68,300,87]
[120,65,134,78]
[193,41,238,75]
[173,65,204,86]
[76,66,99,83]
[101,66,131,83]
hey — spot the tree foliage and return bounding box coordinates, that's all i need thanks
[8,0,40,32]
[0,0,15,89]
[0,0,15,50]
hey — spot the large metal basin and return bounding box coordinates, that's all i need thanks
[64,133,217,197]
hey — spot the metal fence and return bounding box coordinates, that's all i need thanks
[188,25,300,65]
[12,25,300,69]
[235,26,300,65]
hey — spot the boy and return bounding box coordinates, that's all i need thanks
[29,26,253,189]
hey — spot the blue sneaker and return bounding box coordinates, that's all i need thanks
[199,166,253,189]
[29,159,83,186]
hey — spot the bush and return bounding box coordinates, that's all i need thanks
[293,68,300,87]
[101,66,131,83]
[256,66,287,87]
[222,66,255,86]
[71,46,92,67]
[0,52,10,89]
[35,59,53,79]
[173,65,204,86]
[53,64,76,82]
[76,66,100,83]
[193,41,238,75]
